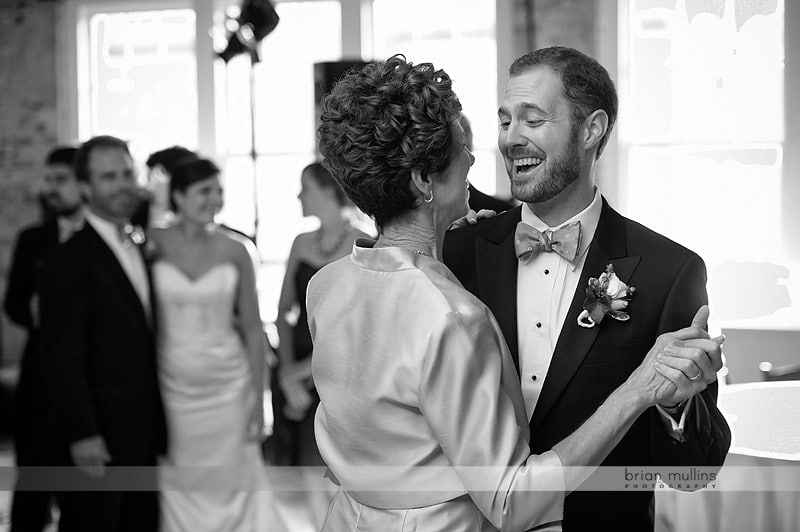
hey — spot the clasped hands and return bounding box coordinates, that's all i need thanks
[627,305,724,411]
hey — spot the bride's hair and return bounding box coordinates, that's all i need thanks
[169,158,220,212]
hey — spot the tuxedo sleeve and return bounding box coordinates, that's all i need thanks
[4,230,35,329]
[649,253,731,470]
[40,244,100,444]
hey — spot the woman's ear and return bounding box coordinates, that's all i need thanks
[409,169,432,198]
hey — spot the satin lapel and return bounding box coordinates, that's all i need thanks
[530,199,641,433]
[83,225,152,336]
[476,206,523,372]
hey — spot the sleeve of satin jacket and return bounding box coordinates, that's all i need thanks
[418,308,566,531]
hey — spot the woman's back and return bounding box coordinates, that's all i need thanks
[308,242,565,532]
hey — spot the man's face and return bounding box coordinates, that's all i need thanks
[42,163,82,215]
[498,66,584,204]
[84,146,139,221]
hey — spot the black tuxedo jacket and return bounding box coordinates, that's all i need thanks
[443,198,731,530]
[4,222,60,437]
[39,223,166,466]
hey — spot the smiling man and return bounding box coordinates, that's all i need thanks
[39,136,166,532]
[444,47,731,531]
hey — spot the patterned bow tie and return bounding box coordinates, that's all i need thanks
[514,221,581,264]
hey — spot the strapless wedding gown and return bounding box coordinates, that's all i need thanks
[153,261,280,532]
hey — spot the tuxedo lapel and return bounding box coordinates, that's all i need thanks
[82,225,152,335]
[530,199,641,433]
[475,206,523,370]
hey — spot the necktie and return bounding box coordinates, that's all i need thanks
[515,220,581,264]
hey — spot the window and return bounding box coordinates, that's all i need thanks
[82,8,199,169]
[618,0,793,325]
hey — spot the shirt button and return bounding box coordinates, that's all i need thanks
[536,322,542,328]
[544,269,550,275]
[531,374,537,381]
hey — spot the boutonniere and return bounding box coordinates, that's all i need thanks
[577,263,636,328]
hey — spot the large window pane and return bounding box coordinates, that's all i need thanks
[87,9,198,163]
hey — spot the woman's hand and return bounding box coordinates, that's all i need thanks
[279,363,314,417]
[448,209,497,230]
[246,398,265,441]
[624,306,723,408]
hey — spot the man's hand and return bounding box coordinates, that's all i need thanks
[70,435,111,478]
[448,209,497,230]
[625,306,723,408]
[654,313,724,407]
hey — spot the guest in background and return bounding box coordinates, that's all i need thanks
[270,162,368,525]
[460,114,516,214]
[39,136,166,532]
[4,146,83,532]
[149,157,279,531]
[132,146,198,229]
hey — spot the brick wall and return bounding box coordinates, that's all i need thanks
[0,0,59,362]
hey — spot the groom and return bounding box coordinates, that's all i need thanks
[39,135,166,531]
[444,47,731,530]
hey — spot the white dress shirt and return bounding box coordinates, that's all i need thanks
[517,189,602,419]
[516,189,688,436]
[85,210,151,318]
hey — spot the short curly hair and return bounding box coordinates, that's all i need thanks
[318,55,462,229]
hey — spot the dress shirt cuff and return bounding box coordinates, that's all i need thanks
[518,450,565,527]
[655,396,694,442]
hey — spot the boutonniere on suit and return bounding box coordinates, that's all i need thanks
[577,263,636,328]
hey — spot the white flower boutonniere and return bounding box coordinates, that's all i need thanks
[577,263,636,328]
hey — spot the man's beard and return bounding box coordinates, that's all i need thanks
[509,125,582,204]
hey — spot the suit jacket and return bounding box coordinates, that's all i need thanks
[468,184,516,214]
[4,222,60,406]
[443,198,731,530]
[39,223,166,466]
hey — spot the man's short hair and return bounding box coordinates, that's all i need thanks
[74,135,130,183]
[45,146,79,167]
[510,46,618,158]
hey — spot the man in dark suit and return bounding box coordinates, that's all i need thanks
[4,146,84,531]
[39,136,166,532]
[444,47,731,530]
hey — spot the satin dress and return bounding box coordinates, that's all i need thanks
[153,261,280,532]
[307,241,566,532]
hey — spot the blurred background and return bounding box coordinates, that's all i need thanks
[0,0,798,530]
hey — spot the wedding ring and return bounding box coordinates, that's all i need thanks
[689,371,703,381]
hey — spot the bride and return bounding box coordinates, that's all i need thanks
[149,157,275,531]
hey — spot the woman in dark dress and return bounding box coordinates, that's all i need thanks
[270,162,370,527]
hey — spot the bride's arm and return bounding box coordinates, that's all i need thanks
[231,240,266,440]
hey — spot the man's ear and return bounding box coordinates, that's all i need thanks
[409,169,432,198]
[582,109,609,154]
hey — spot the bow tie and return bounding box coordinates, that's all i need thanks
[515,221,581,264]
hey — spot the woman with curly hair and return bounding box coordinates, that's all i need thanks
[308,55,719,531]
